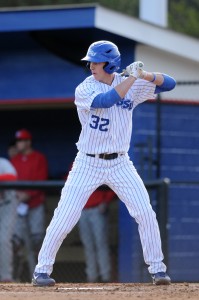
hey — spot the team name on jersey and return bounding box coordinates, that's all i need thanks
[116,99,133,110]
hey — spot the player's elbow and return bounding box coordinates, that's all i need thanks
[155,75,176,94]
[167,77,176,91]
[163,74,176,91]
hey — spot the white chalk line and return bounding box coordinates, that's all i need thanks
[58,286,117,291]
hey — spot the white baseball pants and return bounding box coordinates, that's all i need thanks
[35,152,166,275]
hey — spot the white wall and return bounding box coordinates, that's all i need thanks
[135,45,199,101]
[139,0,168,27]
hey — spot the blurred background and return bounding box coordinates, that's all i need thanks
[0,0,199,284]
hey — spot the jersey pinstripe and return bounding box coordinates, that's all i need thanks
[75,73,156,154]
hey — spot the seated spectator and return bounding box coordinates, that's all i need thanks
[11,129,48,273]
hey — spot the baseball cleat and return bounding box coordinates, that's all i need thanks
[32,272,56,287]
[151,272,171,285]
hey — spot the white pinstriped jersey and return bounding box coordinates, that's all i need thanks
[75,73,156,154]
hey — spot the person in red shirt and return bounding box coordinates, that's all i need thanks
[0,157,18,282]
[11,129,48,267]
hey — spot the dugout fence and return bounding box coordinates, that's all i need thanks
[0,179,169,283]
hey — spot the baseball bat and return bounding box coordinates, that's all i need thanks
[120,69,127,76]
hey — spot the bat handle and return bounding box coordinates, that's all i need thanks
[120,70,127,76]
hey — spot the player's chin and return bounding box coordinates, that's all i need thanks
[92,74,98,80]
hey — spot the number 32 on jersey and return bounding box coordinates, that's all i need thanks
[89,114,109,132]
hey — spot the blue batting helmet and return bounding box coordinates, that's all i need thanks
[81,40,121,74]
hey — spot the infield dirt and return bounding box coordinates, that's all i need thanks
[0,282,199,300]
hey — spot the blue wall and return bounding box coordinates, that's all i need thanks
[0,32,87,100]
[119,101,199,282]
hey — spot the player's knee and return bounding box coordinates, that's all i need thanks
[135,206,156,221]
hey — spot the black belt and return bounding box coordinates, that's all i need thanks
[86,153,119,160]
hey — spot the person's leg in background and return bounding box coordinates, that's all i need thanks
[0,191,18,282]
[27,204,46,275]
[12,204,46,280]
[90,205,111,282]
[12,209,30,280]
[78,209,98,282]
[29,204,46,258]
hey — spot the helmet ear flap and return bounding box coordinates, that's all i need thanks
[103,62,109,72]
[103,62,115,74]
[104,56,121,74]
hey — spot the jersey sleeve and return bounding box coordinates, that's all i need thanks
[131,79,156,109]
[75,78,102,110]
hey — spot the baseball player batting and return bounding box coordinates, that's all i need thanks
[32,40,176,286]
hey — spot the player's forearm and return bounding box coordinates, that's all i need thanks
[114,76,137,99]
[142,72,164,85]
[114,72,164,99]
[124,61,176,92]
[142,72,176,92]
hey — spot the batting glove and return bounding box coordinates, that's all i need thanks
[125,61,146,79]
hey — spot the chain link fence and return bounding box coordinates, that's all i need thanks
[0,180,169,283]
[0,183,119,283]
